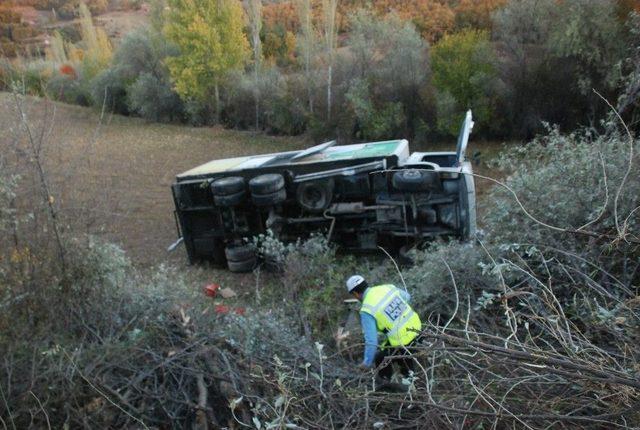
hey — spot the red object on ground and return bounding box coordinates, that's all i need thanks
[215,304,230,314]
[204,284,220,297]
[234,307,246,316]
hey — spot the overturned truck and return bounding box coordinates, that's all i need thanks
[171,111,477,271]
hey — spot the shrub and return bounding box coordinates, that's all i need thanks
[0,173,17,237]
[431,29,498,136]
[127,72,183,121]
[14,60,53,96]
[94,27,182,119]
[0,37,17,57]
[225,67,308,134]
[0,58,14,89]
[485,126,639,258]
[113,27,178,80]
[89,68,128,114]
[345,79,406,140]
[548,0,625,96]
[47,73,91,105]
[252,232,360,339]
[402,241,496,318]
[342,11,428,140]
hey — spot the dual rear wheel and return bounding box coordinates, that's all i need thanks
[211,173,286,207]
[211,174,286,272]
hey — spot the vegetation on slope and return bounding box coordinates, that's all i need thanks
[0,87,638,427]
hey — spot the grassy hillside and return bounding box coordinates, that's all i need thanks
[0,92,307,265]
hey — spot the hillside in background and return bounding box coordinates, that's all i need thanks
[1,0,638,143]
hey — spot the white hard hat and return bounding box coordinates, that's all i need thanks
[346,275,366,292]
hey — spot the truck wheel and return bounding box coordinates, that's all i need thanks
[392,169,438,192]
[225,243,257,261]
[227,257,257,273]
[225,244,257,273]
[252,188,287,206]
[211,176,245,196]
[296,180,333,212]
[249,174,285,195]
[214,190,245,206]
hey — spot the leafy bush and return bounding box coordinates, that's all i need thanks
[127,72,183,121]
[252,232,359,339]
[485,126,639,256]
[402,241,495,318]
[46,73,91,105]
[345,79,406,140]
[113,27,178,80]
[0,172,17,237]
[431,29,498,136]
[89,67,128,114]
[548,0,625,95]
[341,11,428,140]
[225,67,307,134]
[88,27,183,119]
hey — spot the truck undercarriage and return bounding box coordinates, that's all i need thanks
[171,112,476,271]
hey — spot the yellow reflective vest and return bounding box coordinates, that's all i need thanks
[360,284,421,347]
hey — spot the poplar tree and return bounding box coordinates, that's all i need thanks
[247,0,262,130]
[297,0,315,114]
[322,0,337,122]
[164,0,249,123]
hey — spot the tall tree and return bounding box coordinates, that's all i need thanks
[431,29,497,135]
[297,0,316,114]
[247,0,262,129]
[164,0,249,123]
[322,0,337,122]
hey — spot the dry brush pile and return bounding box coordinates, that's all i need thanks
[0,89,639,428]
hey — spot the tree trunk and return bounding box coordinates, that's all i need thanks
[254,68,260,130]
[327,64,332,122]
[306,59,314,115]
[214,82,220,124]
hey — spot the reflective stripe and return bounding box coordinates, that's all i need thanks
[360,286,397,316]
[360,304,375,314]
[368,287,397,315]
[389,309,416,336]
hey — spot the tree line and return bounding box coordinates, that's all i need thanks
[1,0,639,141]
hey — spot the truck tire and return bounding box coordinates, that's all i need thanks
[214,190,245,206]
[249,174,285,195]
[296,180,333,212]
[227,257,257,273]
[211,176,245,196]
[225,243,257,262]
[392,169,440,192]
[252,188,287,206]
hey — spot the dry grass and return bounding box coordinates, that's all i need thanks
[0,92,307,266]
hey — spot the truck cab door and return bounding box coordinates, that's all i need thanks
[455,110,476,239]
[455,110,474,167]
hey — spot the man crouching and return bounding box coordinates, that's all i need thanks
[346,274,421,379]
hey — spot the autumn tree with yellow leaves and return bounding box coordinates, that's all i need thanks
[164,0,250,123]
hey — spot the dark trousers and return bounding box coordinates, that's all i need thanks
[374,340,416,380]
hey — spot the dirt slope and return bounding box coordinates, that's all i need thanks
[0,92,306,266]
